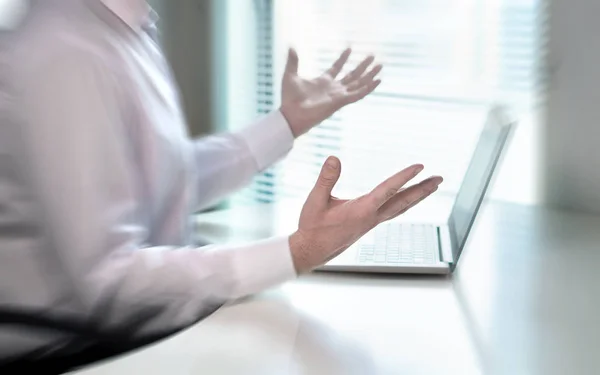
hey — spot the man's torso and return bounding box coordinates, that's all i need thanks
[0,0,194,361]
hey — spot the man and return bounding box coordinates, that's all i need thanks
[0,0,443,369]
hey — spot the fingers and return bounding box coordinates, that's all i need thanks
[326,48,352,78]
[343,79,381,104]
[341,55,375,84]
[386,186,439,221]
[307,156,342,207]
[368,164,424,208]
[285,48,300,74]
[347,64,383,91]
[377,176,444,221]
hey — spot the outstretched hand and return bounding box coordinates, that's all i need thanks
[280,48,382,137]
[289,157,443,273]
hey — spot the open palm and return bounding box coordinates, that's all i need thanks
[280,48,383,137]
[289,157,443,272]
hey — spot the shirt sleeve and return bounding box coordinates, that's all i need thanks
[192,111,295,210]
[17,46,297,337]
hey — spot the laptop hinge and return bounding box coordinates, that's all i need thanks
[436,226,443,262]
[438,226,454,264]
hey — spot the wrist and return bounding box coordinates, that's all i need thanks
[289,230,313,274]
[279,104,306,139]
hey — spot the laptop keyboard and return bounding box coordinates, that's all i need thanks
[358,223,438,265]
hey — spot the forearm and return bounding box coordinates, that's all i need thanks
[193,111,294,210]
[82,236,297,336]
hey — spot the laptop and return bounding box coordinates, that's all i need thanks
[319,105,516,274]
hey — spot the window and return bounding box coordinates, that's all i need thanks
[0,0,27,30]
[229,0,545,207]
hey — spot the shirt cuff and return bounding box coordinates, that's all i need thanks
[237,110,295,171]
[230,236,297,297]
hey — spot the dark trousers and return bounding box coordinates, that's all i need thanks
[0,343,132,374]
[0,308,186,374]
[0,303,221,373]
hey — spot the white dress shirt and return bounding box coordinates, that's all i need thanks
[0,0,296,360]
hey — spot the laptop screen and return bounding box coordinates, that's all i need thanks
[448,106,514,265]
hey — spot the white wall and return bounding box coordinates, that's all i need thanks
[543,0,600,213]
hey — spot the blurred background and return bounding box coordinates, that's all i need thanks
[2,0,599,214]
[219,0,544,207]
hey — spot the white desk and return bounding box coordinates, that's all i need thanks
[73,199,600,375]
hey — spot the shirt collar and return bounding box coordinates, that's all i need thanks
[99,0,151,29]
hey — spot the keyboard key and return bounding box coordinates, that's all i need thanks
[358,224,438,265]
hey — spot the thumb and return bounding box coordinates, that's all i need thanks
[308,156,341,205]
[285,48,299,74]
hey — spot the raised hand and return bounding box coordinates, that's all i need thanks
[280,48,383,137]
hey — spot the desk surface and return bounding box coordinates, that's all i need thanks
[73,199,600,375]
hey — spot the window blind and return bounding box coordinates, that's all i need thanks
[232,0,544,206]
